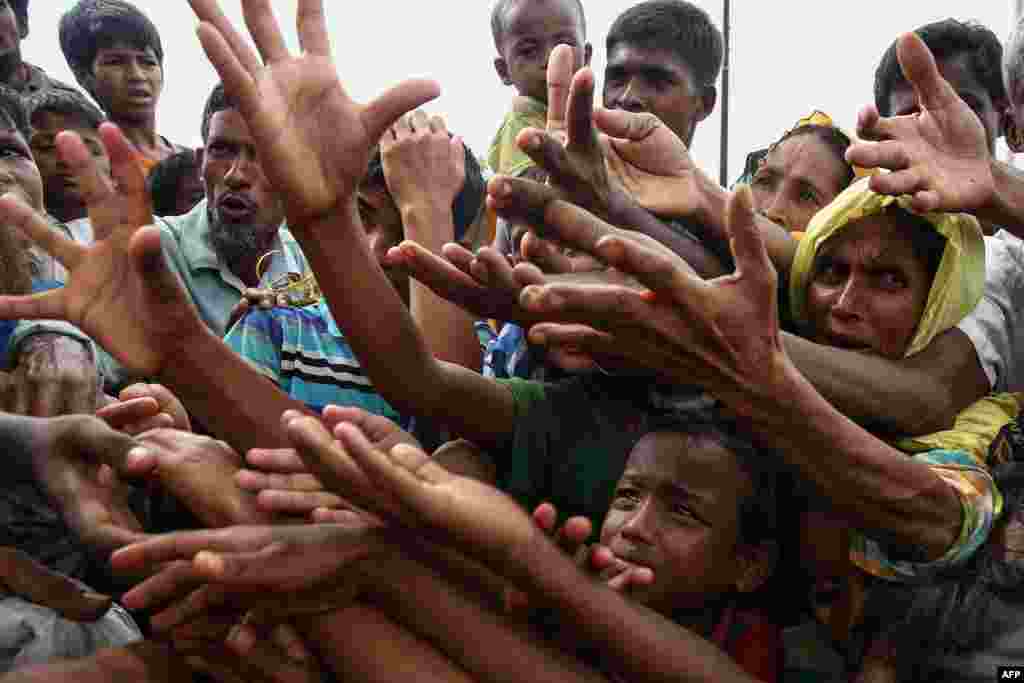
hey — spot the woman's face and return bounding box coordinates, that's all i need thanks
[751,133,849,232]
[804,214,934,359]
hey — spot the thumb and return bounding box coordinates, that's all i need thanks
[130,225,189,306]
[70,417,156,477]
[726,185,774,285]
[592,108,661,142]
[362,79,441,143]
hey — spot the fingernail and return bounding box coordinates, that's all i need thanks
[497,181,512,197]
[126,446,150,464]
[526,134,541,150]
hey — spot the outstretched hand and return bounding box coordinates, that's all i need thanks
[846,32,996,214]
[187,0,440,228]
[0,125,203,377]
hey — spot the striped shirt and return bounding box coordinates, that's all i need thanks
[224,300,402,422]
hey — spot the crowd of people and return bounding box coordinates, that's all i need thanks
[0,0,1018,681]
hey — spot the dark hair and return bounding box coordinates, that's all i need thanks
[772,124,856,192]
[59,0,164,98]
[606,0,723,89]
[363,140,486,243]
[200,83,233,144]
[491,0,586,52]
[25,89,105,132]
[642,406,781,546]
[874,19,1005,116]
[0,86,31,142]
[146,150,199,217]
[887,205,947,284]
[11,0,28,39]
[864,462,1024,682]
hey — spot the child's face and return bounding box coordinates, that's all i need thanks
[90,41,163,121]
[30,111,111,219]
[494,0,589,102]
[357,183,409,300]
[599,432,753,617]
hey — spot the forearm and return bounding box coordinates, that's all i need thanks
[782,327,988,435]
[0,642,189,683]
[746,355,962,559]
[519,535,752,683]
[0,413,45,475]
[159,326,315,451]
[607,189,725,279]
[292,205,514,448]
[402,204,482,371]
[982,160,1024,235]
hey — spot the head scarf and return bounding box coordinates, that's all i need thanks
[789,177,985,357]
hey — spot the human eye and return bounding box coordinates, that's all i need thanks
[799,188,821,205]
[814,258,845,285]
[877,270,907,290]
[0,145,25,159]
[611,486,641,510]
[670,501,697,520]
[516,41,538,58]
[751,170,774,189]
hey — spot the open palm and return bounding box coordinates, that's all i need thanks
[188,0,441,228]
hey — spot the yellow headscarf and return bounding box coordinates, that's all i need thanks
[789,177,985,357]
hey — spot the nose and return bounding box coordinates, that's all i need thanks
[223,154,254,189]
[612,79,646,113]
[126,58,146,81]
[759,195,789,231]
[619,497,657,545]
[832,278,865,321]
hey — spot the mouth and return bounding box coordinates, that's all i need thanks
[216,193,257,222]
[822,331,873,353]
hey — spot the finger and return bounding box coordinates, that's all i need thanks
[112,526,273,574]
[246,448,310,474]
[592,108,662,142]
[152,583,235,632]
[474,247,520,293]
[487,175,560,229]
[321,404,382,433]
[587,544,617,572]
[532,502,557,534]
[0,289,67,324]
[268,621,315,664]
[227,622,322,682]
[516,127,580,188]
[843,139,911,172]
[97,124,151,202]
[528,322,617,356]
[0,548,112,622]
[120,560,200,611]
[241,0,290,64]
[96,397,160,428]
[520,281,649,322]
[854,104,889,142]
[520,232,573,274]
[908,190,942,214]
[726,185,775,286]
[410,109,430,134]
[55,130,115,208]
[29,376,62,418]
[187,0,264,76]
[72,416,156,478]
[120,414,176,436]
[196,22,260,117]
[129,226,193,332]
[256,489,345,515]
[545,44,575,138]
[237,469,323,493]
[867,168,924,198]
[296,0,331,56]
[898,32,958,112]
[0,194,83,269]
[361,79,442,145]
[566,67,596,150]
[312,507,366,524]
[554,515,592,555]
[588,231,700,303]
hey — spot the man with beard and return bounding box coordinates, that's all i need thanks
[0,0,79,100]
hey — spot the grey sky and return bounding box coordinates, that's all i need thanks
[21,1,1013,182]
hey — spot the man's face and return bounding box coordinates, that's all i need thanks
[202,109,285,256]
[90,42,163,121]
[495,0,590,103]
[885,52,1002,153]
[0,1,20,61]
[0,124,43,212]
[603,44,712,147]
[30,111,110,221]
[599,432,752,617]
[357,182,408,299]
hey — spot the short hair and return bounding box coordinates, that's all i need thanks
[200,83,233,144]
[25,89,105,132]
[606,0,723,89]
[491,0,586,52]
[0,86,31,142]
[641,405,781,546]
[773,124,856,192]
[874,19,1006,116]
[1005,18,1024,96]
[11,0,28,39]
[59,0,164,96]
[147,150,199,217]
[363,139,486,243]
[887,205,947,283]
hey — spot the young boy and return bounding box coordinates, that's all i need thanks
[488,0,591,180]
[146,149,204,217]
[26,88,108,225]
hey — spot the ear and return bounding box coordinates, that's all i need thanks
[697,85,718,123]
[733,541,777,594]
[193,147,205,172]
[1005,110,1024,153]
[494,57,513,87]
[583,43,593,67]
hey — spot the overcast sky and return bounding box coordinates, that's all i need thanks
[20,1,1015,182]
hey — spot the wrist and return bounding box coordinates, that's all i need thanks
[694,172,728,233]
[982,158,1017,227]
[399,202,454,250]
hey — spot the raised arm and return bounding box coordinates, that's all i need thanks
[186,0,516,449]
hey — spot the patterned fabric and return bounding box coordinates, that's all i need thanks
[850,449,1001,581]
[224,300,403,423]
[488,96,547,177]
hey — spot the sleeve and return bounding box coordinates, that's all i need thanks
[7,320,97,368]
[957,235,1024,392]
[488,109,547,178]
[490,378,551,506]
[851,448,1000,581]
[223,309,285,386]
